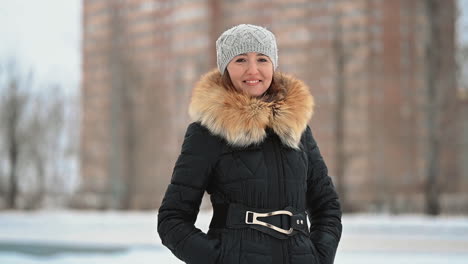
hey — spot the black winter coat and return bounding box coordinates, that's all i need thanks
[158,70,342,264]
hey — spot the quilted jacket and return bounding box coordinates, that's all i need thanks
[158,70,342,264]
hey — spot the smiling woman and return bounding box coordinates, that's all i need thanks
[158,24,342,264]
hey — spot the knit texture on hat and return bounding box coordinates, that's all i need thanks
[216,24,278,74]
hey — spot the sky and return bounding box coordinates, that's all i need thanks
[0,0,82,93]
[460,0,468,44]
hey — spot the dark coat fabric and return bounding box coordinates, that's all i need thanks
[157,70,342,264]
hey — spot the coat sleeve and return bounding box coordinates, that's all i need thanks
[157,122,222,264]
[303,126,342,264]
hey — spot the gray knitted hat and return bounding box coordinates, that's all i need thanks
[216,24,278,74]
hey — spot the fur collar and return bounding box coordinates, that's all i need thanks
[189,69,314,149]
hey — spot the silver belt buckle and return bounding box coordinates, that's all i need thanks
[245,210,293,235]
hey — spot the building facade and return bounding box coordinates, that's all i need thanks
[78,0,466,213]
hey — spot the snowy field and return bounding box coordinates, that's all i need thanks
[1,210,468,264]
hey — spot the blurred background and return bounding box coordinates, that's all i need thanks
[1,0,468,263]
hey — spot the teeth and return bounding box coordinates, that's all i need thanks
[245,80,259,83]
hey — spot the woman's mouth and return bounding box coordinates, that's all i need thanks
[243,80,262,86]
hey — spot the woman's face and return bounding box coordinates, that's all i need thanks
[226,52,273,97]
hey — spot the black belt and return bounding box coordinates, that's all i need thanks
[210,203,309,239]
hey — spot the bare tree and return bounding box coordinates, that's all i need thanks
[0,59,72,210]
[423,0,457,215]
[22,85,65,209]
[105,1,142,209]
[0,62,31,209]
[332,10,349,212]
[424,0,442,216]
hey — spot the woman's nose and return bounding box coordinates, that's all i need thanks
[246,62,259,74]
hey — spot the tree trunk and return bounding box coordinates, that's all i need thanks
[7,132,18,209]
[6,82,20,209]
[424,0,441,216]
[333,10,349,212]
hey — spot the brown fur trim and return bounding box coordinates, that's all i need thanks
[188,69,314,149]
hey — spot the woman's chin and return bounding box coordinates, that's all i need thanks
[246,88,267,97]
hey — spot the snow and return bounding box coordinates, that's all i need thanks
[337,214,468,263]
[1,210,468,263]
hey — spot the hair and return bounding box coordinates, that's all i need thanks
[221,71,282,102]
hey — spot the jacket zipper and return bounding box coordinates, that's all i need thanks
[272,138,283,207]
[272,137,288,264]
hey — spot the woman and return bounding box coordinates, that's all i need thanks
[158,24,342,264]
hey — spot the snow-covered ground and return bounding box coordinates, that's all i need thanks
[0,210,467,264]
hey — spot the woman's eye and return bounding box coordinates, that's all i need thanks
[258,58,268,62]
[235,58,246,63]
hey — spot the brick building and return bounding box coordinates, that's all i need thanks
[78,0,467,212]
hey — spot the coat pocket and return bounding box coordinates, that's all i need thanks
[307,238,320,264]
[212,229,239,264]
[289,234,319,264]
[207,229,225,264]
